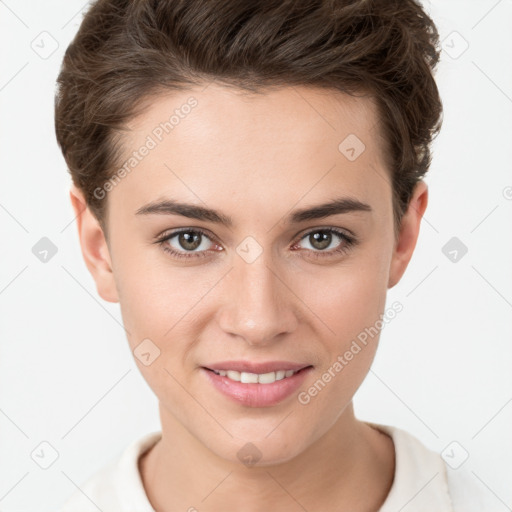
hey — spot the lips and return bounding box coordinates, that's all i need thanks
[201,365,314,407]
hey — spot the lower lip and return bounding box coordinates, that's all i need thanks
[201,366,313,407]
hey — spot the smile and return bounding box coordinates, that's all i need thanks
[201,366,313,407]
[210,368,301,384]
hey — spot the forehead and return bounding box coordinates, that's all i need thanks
[111,83,389,220]
[127,82,382,151]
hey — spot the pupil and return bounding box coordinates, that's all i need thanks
[311,231,331,250]
[179,232,201,250]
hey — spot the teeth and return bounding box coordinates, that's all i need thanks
[241,372,259,384]
[226,370,241,381]
[258,372,277,384]
[213,369,301,384]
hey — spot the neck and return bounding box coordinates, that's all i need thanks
[139,402,395,512]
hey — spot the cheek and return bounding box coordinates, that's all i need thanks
[295,268,388,426]
[113,260,201,408]
[295,255,389,342]
[112,236,190,327]
[113,250,217,376]
[292,250,390,391]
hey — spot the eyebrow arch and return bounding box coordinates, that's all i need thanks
[135,196,372,227]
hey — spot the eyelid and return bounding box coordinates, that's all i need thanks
[155,226,220,245]
[291,226,356,253]
[156,226,352,245]
[155,225,357,258]
[295,225,354,242]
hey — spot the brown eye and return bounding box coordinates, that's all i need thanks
[157,228,218,259]
[308,231,333,251]
[293,228,356,259]
[177,231,202,251]
[298,229,344,252]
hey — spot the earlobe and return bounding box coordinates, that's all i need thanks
[69,184,119,303]
[387,181,429,289]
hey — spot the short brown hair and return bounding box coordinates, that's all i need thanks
[55,0,443,238]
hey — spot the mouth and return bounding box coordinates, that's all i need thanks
[200,363,314,407]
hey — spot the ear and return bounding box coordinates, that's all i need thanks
[388,180,429,289]
[69,184,119,303]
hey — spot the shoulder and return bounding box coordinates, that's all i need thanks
[56,431,161,512]
[56,457,120,512]
[445,464,505,512]
[366,422,497,512]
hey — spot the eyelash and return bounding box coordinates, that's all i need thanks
[154,227,357,261]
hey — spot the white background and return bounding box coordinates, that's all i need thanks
[1,1,511,510]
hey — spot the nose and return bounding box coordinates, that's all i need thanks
[216,254,299,347]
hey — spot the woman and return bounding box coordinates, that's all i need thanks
[54,0,491,510]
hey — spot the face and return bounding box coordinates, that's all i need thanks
[71,83,427,465]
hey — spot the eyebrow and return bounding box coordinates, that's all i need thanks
[135,196,372,227]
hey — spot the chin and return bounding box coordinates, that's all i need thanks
[205,427,310,468]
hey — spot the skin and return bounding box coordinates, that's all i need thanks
[69,83,428,511]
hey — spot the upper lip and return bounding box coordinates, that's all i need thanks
[203,361,312,374]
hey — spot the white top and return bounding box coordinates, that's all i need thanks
[57,422,494,512]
